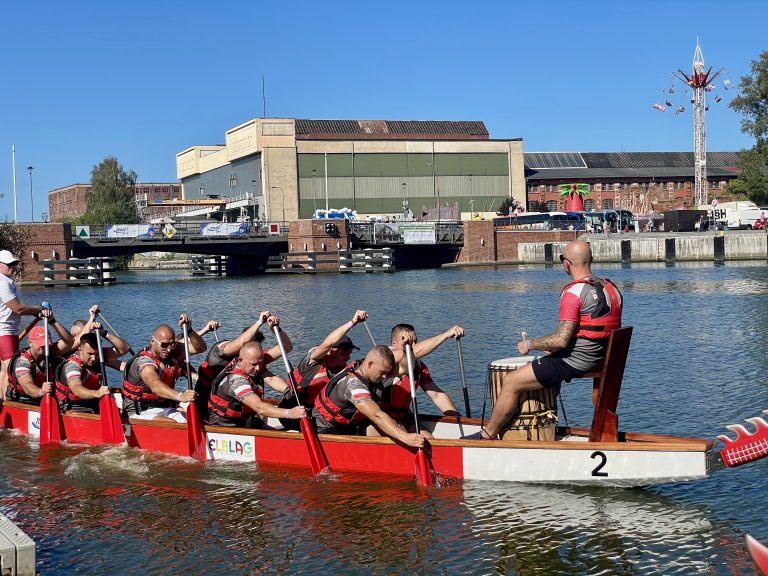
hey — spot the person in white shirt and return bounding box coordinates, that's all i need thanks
[0,250,47,396]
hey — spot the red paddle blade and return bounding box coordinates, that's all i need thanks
[718,414,768,467]
[300,417,329,475]
[39,393,62,446]
[747,534,768,575]
[414,449,432,487]
[99,394,125,444]
[186,402,207,462]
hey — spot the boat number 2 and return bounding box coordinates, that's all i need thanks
[590,451,608,477]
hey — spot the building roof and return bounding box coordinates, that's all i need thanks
[295,119,489,140]
[525,152,740,180]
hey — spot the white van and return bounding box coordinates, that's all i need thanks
[711,201,763,230]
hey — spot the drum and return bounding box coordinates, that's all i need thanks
[488,357,559,441]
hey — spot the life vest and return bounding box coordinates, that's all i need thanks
[314,361,371,428]
[290,361,334,408]
[378,361,433,419]
[6,349,47,401]
[197,341,234,391]
[121,347,183,410]
[562,277,622,340]
[207,365,263,423]
[55,353,102,405]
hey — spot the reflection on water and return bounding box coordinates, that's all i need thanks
[4,262,768,574]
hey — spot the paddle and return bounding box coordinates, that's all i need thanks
[456,336,471,418]
[39,302,62,445]
[363,320,376,347]
[182,322,206,461]
[405,343,433,487]
[95,329,124,444]
[272,324,330,475]
[97,312,136,356]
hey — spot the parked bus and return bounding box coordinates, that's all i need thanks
[493,212,585,230]
[577,209,634,232]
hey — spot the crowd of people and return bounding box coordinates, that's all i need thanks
[0,239,623,445]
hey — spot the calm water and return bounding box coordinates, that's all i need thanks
[2,262,768,575]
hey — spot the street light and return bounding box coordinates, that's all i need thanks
[27,166,33,222]
[402,182,408,220]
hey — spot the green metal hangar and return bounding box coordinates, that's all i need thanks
[175,117,526,222]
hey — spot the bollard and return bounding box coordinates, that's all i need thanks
[621,239,631,268]
[714,235,725,265]
[665,237,676,266]
[544,243,553,266]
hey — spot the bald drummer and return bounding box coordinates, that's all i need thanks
[470,240,623,440]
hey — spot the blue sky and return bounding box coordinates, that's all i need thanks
[0,0,765,221]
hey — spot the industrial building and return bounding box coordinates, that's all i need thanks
[48,183,182,223]
[174,118,526,223]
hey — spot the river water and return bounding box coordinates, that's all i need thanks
[2,262,768,575]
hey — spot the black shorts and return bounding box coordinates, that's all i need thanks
[530,356,586,389]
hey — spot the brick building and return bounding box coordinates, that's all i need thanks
[48,183,182,223]
[524,152,740,213]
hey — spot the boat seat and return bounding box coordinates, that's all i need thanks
[582,326,633,443]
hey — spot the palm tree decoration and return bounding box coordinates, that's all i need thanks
[559,183,590,212]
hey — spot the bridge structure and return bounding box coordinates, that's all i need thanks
[70,221,466,274]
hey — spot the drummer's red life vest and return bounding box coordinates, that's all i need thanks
[562,277,622,340]
[55,354,102,403]
[207,365,263,422]
[315,361,371,428]
[121,348,183,408]
[6,349,46,400]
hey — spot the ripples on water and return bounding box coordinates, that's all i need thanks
[2,262,768,574]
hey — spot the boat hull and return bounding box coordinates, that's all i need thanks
[1,401,714,487]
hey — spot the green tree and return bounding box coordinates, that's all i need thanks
[496,197,524,216]
[0,223,31,278]
[82,157,140,224]
[729,51,768,203]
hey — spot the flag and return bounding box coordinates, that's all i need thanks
[653,103,666,112]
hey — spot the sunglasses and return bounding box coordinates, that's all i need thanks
[153,337,177,349]
[559,254,573,265]
[3,262,18,268]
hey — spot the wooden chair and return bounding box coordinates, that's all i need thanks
[585,326,633,442]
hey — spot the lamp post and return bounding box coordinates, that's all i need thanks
[199,183,205,197]
[324,152,329,213]
[311,169,318,214]
[468,174,473,219]
[402,182,409,221]
[27,166,33,222]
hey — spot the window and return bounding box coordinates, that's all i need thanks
[584,199,596,210]
[602,199,613,209]
[546,200,558,211]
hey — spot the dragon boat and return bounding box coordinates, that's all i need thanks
[1,326,766,487]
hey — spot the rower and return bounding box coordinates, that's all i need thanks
[195,311,291,415]
[121,317,196,422]
[371,323,463,438]
[207,341,305,428]
[6,322,72,404]
[277,310,367,430]
[67,305,131,367]
[54,331,110,413]
[312,345,425,449]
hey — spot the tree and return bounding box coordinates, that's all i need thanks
[496,197,524,216]
[82,157,140,224]
[0,223,31,278]
[527,201,549,212]
[729,51,768,203]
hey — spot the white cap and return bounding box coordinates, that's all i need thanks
[0,250,19,265]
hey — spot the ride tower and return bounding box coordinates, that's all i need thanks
[672,42,724,207]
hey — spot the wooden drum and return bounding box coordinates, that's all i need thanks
[488,357,558,441]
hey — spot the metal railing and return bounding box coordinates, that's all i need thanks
[72,221,288,241]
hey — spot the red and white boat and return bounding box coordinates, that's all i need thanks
[3,326,767,487]
[1,398,765,487]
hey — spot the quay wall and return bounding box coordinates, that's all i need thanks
[457,224,768,264]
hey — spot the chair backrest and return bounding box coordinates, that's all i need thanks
[589,326,633,443]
